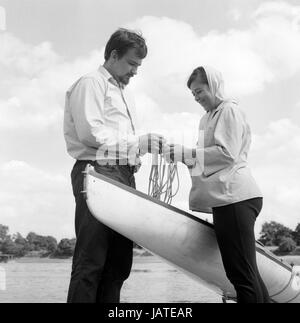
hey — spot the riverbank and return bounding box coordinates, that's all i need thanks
[4,245,300,267]
[9,253,300,267]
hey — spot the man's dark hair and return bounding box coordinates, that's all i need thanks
[187,66,209,89]
[104,28,148,61]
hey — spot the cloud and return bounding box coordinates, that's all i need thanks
[251,2,300,79]
[125,2,300,112]
[228,8,242,22]
[254,1,300,20]
[250,119,300,233]
[134,93,200,145]
[0,161,75,240]
[0,32,103,132]
[0,34,60,76]
[0,6,6,31]
[293,101,300,121]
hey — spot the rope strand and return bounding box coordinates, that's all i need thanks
[148,154,180,204]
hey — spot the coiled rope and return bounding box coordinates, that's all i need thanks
[148,153,180,204]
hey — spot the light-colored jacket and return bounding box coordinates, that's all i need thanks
[188,100,262,213]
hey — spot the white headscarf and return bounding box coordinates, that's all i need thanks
[202,65,227,101]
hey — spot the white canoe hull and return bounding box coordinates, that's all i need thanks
[84,165,300,303]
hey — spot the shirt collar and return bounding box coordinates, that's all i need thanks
[214,101,225,113]
[207,101,224,116]
[98,65,125,89]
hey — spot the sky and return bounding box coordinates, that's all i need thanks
[0,0,299,240]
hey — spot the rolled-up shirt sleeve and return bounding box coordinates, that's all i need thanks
[69,77,139,160]
[195,106,244,177]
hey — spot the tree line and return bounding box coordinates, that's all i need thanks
[258,221,300,254]
[0,221,299,258]
[0,224,75,258]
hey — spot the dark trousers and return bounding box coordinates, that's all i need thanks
[213,198,270,303]
[67,160,136,303]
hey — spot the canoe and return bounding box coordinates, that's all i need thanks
[83,164,300,303]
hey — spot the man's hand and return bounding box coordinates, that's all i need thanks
[138,133,165,155]
[163,144,196,165]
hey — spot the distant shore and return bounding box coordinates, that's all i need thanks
[2,246,300,267]
[6,253,300,267]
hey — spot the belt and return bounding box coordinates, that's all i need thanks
[96,159,130,166]
[75,159,136,173]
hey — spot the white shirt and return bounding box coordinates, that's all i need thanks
[188,101,262,212]
[63,66,140,166]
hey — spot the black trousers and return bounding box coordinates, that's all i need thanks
[67,160,136,303]
[213,198,270,303]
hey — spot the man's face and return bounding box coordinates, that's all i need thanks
[190,78,216,112]
[112,48,143,85]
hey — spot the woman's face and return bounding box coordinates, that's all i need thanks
[190,79,216,112]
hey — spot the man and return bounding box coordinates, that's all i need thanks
[64,28,163,303]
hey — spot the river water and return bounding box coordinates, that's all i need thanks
[0,256,221,303]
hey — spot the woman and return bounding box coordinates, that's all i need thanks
[163,66,270,303]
